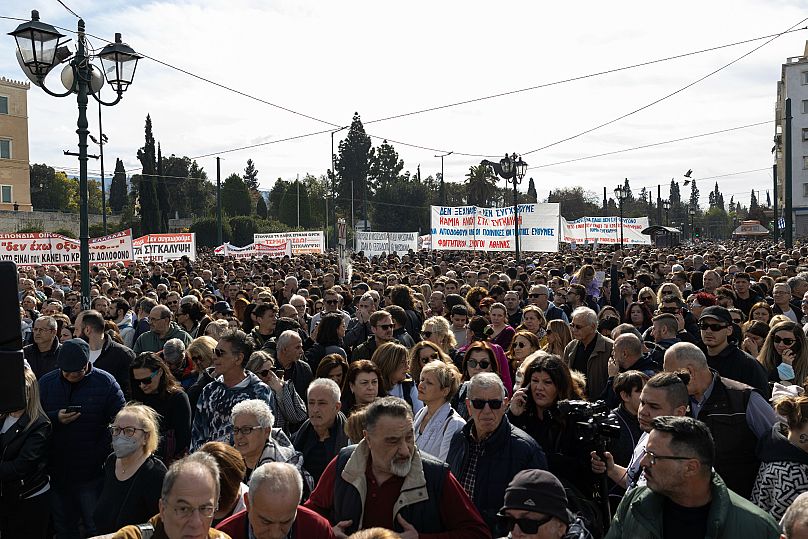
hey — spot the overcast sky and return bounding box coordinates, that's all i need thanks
[2,0,807,208]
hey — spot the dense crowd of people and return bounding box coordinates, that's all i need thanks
[7,241,808,538]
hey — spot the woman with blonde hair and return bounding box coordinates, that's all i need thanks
[758,321,808,386]
[752,395,808,520]
[371,342,423,413]
[0,367,51,538]
[517,304,547,342]
[421,315,457,357]
[186,335,218,409]
[413,361,465,461]
[507,330,541,389]
[542,319,572,357]
[94,403,167,534]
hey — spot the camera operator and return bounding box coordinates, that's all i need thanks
[591,371,689,492]
[508,352,592,496]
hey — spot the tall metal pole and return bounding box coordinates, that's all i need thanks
[619,193,624,250]
[97,101,107,234]
[296,173,300,228]
[216,157,222,245]
[435,151,452,206]
[76,19,91,310]
[513,169,520,263]
[603,186,607,215]
[657,184,662,225]
[785,98,794,248]
[773,162,779,243]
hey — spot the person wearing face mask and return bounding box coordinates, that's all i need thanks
[94,404,168,535]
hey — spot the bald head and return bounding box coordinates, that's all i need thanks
[663,342,708,372]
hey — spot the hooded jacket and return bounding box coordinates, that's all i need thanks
[752,422,808,521]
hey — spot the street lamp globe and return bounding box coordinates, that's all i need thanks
[515,157,527,181]
[500,154,513,176]
[689,208,696,216]
[8,10,66,83]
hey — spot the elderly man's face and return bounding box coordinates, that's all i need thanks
[364,413,415,478]
[466,383,508,441]
[307,385,340,432]
[159,468,218,539]
[246,487,299,539]
[570,314,595,343]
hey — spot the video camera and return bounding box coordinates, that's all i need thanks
[556,399,621,445]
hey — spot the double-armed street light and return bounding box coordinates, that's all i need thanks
[481,153,528,262]
[661,199,671,226]
[10,10,141,309]
[614,183,630,250]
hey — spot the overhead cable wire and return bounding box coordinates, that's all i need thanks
[519,17,808,156]
[54,0,80,19]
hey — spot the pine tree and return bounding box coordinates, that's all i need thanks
[108,158,128,213]
[369,140,404,192]
[526,178,538,203]
[335,113,374,223]
[256,194,268,219]
[221,174,252,216]
[669,179,681,205]
[268,179,288,220]
[244,159,259,191]
[136,115,160,234]
[689,179,700,211]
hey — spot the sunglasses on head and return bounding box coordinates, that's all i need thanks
[135,370,159,385]
[497,513,554,534]
[698,321,727,332]
[467,359,491,370]
[470,398,503,410]
[774,336,796,346]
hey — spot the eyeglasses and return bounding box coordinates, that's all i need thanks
[135,370,159,385]
[325,299,339,305]
[422,330,433,338]
[644,450,697,466]
[467,359,491,370]
[497,513,554,534]
[640,296,653,301]
[233,425,264,436]
[148,316,168,323]
[108,425,147,437]
[514,341,530,349]
[698,322,728,332]
[570,323,587,330]
[376,324,394,330]
[163,501,217,519]
[420,352,439,364]
[774,336,796,346]
[214,348,229,357]
[470,398,503,410]
[258,369,271,377]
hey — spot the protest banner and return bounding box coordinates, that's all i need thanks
[0,229,134,267]
[561,216,651,245]
[418,234,432,250]
[254,231,324,255]
[133,233,197,262]
[214,241,291,259]
[429,203,559,252]
[355,232,419,256]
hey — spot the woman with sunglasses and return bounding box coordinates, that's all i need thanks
[413,361,465,461]
[130,352,191,464]
[507,353,590,493]
[757,321,808,385]
[408,341,451,384]
[421,316,458,363]
[507,330,541,390]
[93,403,167,535]
[637,286,658,313]
[453,341,500,420]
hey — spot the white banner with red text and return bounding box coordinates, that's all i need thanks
[429,204,560,252]
[133,233,197,262]
[214,240,292,259]
[0,229,134,267]
[254,231,324,255]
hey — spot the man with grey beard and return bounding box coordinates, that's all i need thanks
[305,396,488,539]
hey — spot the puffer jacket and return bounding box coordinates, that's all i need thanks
[38,366,125,483]
[752,422,808,521]
[606,473,780,539]
[132,322,192,354]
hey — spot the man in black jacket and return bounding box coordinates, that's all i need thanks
[24,315,61,378]
[697,306,770,398]
[447,372,547,535]
[74,309,135,398]
[292,378,349,484]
